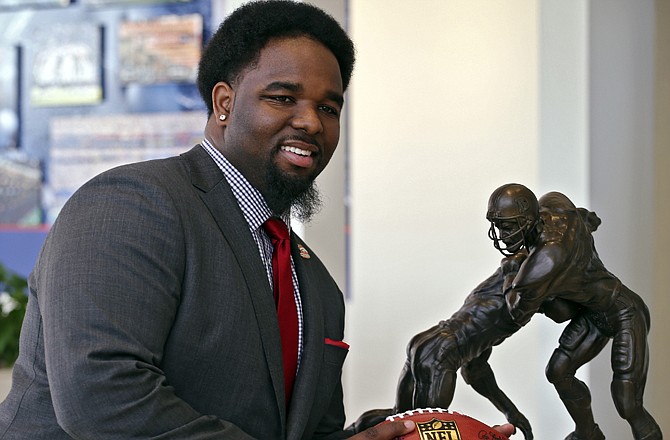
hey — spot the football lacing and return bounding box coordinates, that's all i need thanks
[385,407,453,421]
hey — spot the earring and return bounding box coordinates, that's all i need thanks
[219,114,227,121]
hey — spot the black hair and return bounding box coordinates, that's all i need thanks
[197,0,355,116]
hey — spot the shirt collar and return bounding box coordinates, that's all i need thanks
[200,139,291,232]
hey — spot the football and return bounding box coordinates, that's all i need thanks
[384,408,509,440]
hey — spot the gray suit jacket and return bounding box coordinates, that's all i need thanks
[0,146,350,439]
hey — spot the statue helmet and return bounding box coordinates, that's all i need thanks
[486,183,540,256]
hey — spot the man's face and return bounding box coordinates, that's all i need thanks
[219,36,343,216]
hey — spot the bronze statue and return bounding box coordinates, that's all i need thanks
[486,183,662,440]
[348,255,583,440]
[350,184,662,440]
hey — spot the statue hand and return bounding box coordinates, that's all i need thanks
[504,411,533,439]
[505,288,520,313]
[345,408,395,434]
[501,253,525,275]
[347,420,415,440]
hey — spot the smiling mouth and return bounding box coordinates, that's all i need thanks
[281,145,312,157]
[278,144,317,170]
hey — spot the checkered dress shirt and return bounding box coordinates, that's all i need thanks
[200,139,304,369]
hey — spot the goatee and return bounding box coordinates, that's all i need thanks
[263,164,323,223]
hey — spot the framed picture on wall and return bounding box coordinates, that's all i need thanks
[81,0,191,6]
[119,13,202,85]
[0,0,70,10]
[29,23,104,107]
[0,45,19,151]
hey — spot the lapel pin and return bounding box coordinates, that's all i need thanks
[297,244,311,259]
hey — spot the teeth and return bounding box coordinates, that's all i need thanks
[281,145,312,156]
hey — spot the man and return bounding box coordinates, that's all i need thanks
[486,183,662,440]
[0,2,420,439]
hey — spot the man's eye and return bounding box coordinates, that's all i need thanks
[266,95,294,103]
[319,105,339,117]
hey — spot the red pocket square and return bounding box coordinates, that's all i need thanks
[324,338,350,350]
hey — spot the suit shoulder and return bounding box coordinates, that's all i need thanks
[83,146,207,192]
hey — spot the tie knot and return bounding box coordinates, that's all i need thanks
[263,217,290,241]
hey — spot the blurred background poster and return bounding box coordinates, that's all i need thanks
[119,13,202,84]
[0,0,211,273]
[29,23,103,107]
[0,0,70,10]
[81,0,191,6]
[45,111,205,223]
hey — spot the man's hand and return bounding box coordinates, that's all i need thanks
[348,420,414,439]
[493,423,518,438]
[348,420,517,439]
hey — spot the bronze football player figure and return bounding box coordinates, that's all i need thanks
[348,254,584,440]
[486,183,662,440]
[349,184,661,440]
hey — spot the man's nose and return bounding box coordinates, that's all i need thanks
[290,104,323,135]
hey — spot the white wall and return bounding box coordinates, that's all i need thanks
[587,0,667,436]
[650,0,670,432]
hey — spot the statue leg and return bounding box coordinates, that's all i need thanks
[410,334,459,410]
[611,379,661,440]
[412,363,457,410]
[546,316,609,440]
[395,360,415,411]
[610,313,662,440]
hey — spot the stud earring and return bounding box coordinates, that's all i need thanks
[219,114,227,121]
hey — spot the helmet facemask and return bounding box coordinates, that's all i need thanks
[486,183,540,257]
[487,216,532,256]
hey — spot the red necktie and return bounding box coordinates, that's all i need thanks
[263,218,299,405]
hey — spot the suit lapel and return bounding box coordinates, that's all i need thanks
[182,146,288,423]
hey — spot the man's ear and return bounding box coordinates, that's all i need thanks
[212,81,234,124]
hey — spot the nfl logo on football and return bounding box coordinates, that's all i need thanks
[416,419,461,440]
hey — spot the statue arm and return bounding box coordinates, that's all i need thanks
[500,252,527,293]
[506,242,567,326]
[539,297,581,323]
[505,285,541,326]
[461,349,533,440]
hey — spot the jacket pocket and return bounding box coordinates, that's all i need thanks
[323,339,349,367]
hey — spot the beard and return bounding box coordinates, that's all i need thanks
[263,161,323,223]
